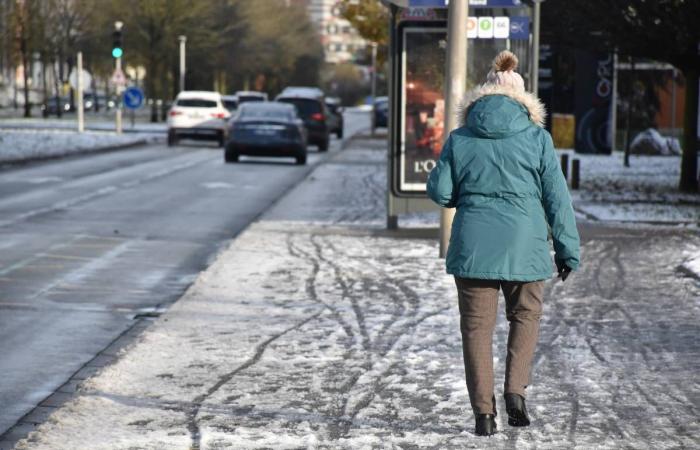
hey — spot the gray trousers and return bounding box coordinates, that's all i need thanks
[454,277,545,415]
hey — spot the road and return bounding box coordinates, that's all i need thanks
[0,110,369,436]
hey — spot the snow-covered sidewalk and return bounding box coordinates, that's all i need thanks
[0,129,160,165]
[13,137,700,449]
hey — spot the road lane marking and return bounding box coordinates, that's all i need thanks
[0,152,213,229]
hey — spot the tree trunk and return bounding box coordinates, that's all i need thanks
[52,59,62,118]
[623,58,635,168]
[680,67,699,192]
[148,52,158,122]
[21,37,31,118]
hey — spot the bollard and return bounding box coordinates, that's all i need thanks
[571,158,580,190]
[560,153,569,181]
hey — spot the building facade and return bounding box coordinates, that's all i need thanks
[305,0,367,64]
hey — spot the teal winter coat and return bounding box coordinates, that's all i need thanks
[427,84,580,281]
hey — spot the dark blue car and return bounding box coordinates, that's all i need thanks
[373,96,388,129]
[225,102,308,165]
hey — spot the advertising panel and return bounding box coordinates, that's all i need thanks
[574,50,614,154]
[394,20,530,195]
[400,26,447,192]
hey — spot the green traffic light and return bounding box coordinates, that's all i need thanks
[112,47,123,58]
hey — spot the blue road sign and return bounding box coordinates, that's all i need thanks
[123,86,144,110]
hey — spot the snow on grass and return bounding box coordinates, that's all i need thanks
[569,151,700,224]
[0,129,158,164]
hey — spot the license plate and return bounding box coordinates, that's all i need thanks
[253,129,276,136]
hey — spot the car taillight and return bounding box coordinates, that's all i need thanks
[211,112,226,119]
[311,113,324,121]
[169,110,182,116]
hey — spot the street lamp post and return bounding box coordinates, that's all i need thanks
[179,35,187,93]
[114,21,124,134]
[531,0,543,93]
[439,0,469,258]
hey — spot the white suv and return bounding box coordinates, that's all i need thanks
[167,91,230,147]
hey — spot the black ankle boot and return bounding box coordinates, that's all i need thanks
[474,414,497,436]
[504,393,531,427]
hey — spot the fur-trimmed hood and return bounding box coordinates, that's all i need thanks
[458,84,546,128]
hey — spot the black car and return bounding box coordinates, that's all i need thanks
[235,91,268,104]
[373,96,388,129]
[222,95,238,113]
[324,97,344,139]
[41,96,72,117]
[275,87,330,152]
[225,102,307,165]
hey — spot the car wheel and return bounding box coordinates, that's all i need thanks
[167,130,178,147]
[336,128,343,139]
[318,137,329,152]
[224,146,239,163]
[295,153,307,165]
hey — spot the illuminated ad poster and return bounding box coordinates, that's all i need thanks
[400,27,447,192]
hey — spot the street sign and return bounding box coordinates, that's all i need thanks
[68,69,92,90]
[123,86,144,109]
[111,67,127,88]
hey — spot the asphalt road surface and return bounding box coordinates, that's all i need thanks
[0,110,369,436]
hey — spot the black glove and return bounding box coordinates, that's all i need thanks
[555,259,572,282]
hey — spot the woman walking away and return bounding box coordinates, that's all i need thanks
[427,50,580,436]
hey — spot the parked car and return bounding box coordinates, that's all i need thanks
[222,95,238,112]
[275,87,330,152]
[167,91,230,147]
[41,96,72,117]
[373,96,388,128]
[324,96,344,139]
[235,91,268,104]
[225,102,307,165]
[82,93,116,111]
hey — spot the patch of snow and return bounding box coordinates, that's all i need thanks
[681,249,700,279]
[630,128,682,156]
[569,151,700,225]
[0,129,158,164]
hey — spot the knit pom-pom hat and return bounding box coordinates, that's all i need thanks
[485,50,525,92]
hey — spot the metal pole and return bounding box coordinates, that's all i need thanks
[179,35,187,93]
[610,51,618,151]
[531,0,542,94]
[116,56,122,134]
[76,51,84,132]
[371,42,378,135]
[386,5,398,230]
[440,0,469,258]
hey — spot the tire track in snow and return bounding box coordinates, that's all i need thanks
[185,310,322,450]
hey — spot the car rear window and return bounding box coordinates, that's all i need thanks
[223,100,238,110]
[238,96,264,103]
[277,98,321,116]
[176,98,217,108]
[240,107,292,120]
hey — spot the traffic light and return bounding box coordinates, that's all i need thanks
[112,29,123,58]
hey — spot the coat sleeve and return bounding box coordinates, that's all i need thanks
[539,131,581,270]
[426,133,458,208]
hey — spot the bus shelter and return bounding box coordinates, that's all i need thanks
[381,0,537,228]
